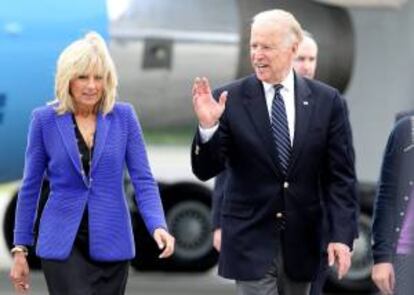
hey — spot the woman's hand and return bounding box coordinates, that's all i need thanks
[9,252,30,294]
[153,228,175,258]
[371,262,395,295]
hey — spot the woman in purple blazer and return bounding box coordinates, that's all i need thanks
[9,32,174,295]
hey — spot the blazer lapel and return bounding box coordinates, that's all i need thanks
[91,112,111,171]
[288,74,313,172]
[242,75,283,177]
[55,113,82,174]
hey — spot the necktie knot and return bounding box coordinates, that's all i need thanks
[274,84,283,96]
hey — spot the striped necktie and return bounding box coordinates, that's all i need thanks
[271,84,291,175]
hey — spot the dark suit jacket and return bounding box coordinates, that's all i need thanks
[191,73,357,281]
[212,99,357,239]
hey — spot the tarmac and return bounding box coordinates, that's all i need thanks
[0,268,375,295]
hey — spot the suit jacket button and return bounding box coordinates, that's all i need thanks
[276,212,283,219]
[283,182,289,189]
[195,145,200,155]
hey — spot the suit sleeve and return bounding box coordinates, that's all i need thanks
[14,110,48,246]
[324,92,358,248]
[212,171,227,229]
[125,104,168,235]
[191,89,228,181]
[372,123,402,263]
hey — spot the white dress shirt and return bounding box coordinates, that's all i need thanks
[199,69,296,145]
[262,70,295,146]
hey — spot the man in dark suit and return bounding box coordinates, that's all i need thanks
[191,9,358,295]
[212,30,321,254]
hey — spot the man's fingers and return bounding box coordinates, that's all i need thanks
[213,229,222,252]
[218,91,228,108]
[337,254,350,279]
[327,244,351,280]
[327,247,335,266]
[201,77,211,94]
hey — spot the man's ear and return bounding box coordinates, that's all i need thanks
[291,42,299,56]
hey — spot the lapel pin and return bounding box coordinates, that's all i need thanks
[303,101,309,106]
[403,144,414,152]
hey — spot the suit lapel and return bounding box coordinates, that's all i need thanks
[242,75,283,177]
[288,74,313,173]
[55,113,82,174]
[91,112,111,171]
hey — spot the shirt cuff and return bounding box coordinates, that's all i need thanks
[198,124,219,143]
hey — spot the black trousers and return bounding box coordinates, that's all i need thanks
[41,245,129,295]
[309,254,328,295]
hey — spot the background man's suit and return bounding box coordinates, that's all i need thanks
[192,73,357,281]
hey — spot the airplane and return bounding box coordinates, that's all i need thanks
[0,0,412,292]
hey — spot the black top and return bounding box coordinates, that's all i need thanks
[72,115,93,257]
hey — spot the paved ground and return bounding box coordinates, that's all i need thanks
[1,270,235,295]
[0,269,376,295]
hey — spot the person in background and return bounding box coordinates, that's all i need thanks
[9,31,174,295]
[372,115,414,295]
[293,30,318,80]
[192,9,357,295]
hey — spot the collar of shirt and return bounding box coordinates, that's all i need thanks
[261,69,295,145]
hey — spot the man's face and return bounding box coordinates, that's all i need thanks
[293,36,318,79]
[250,23,297,84]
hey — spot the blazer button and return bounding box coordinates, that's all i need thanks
[283,182,289,189]
[276,212,283,219]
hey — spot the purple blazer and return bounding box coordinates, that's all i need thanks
[14,102,167,261]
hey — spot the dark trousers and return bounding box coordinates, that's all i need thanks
[309,255,328,295]
[41,245,129,295]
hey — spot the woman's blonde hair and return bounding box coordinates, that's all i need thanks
[52,31,118,115]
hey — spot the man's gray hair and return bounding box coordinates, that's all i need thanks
[252,9,303,46]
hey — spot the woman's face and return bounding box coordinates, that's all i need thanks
[70,73,104,110]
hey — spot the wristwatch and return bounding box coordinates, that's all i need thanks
[11,245,28,257]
